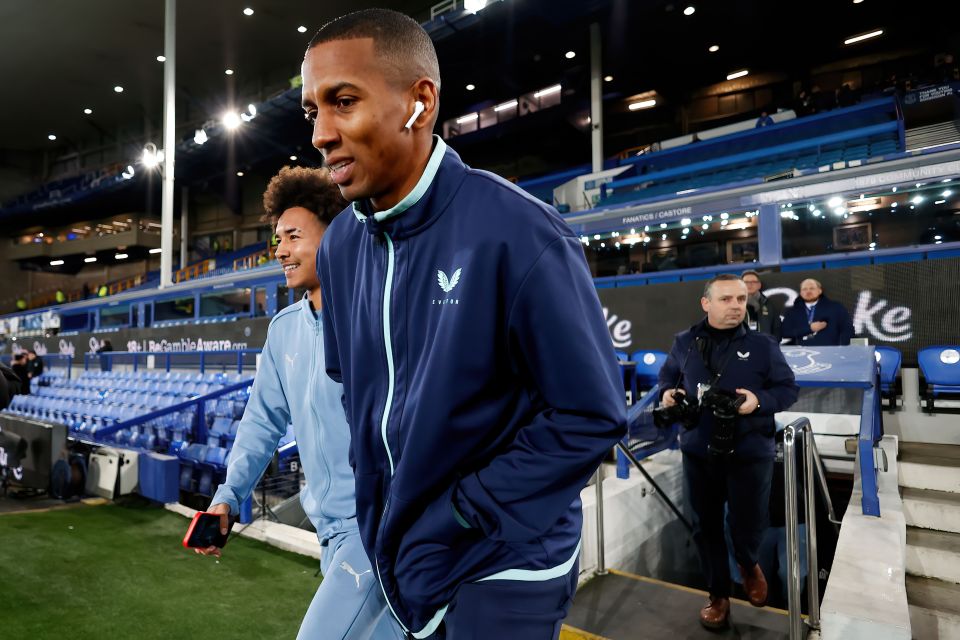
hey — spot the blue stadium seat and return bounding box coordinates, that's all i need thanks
[874,347,902,410]
[918,346,960,413]
[210,416,232,438]
[630,350,669,393]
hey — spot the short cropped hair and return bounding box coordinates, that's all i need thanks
[307,8,441,90]
[261,166,345,226]
[741,269,761,281]
[703,273,744,299]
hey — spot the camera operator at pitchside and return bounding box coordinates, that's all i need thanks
[656,274,799,629]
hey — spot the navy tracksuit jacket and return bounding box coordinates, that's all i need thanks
[316,138,626,637]
[657,319,799,460]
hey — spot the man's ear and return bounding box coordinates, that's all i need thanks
[410,78,439,131]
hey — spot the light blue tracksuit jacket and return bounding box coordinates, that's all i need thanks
[211,294,402,640]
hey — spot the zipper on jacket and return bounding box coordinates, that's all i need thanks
[375,232,408,633]
[380,232,397,476]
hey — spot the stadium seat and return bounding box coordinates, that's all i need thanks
[630,350,669,393]
[874,347,902,410]
[918,346,960,413]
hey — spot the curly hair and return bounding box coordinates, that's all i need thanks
[261,166,346,226]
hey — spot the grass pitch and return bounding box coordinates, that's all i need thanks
[0,499,320,639]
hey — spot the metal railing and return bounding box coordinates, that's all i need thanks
[783,417,842,640]
[83,349,260,374]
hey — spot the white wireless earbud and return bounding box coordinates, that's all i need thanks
[404,101,425,129]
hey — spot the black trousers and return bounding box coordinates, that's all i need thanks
[683,451,773,598]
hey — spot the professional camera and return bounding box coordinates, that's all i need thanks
[700,386,746,457]
[653,389,701,430]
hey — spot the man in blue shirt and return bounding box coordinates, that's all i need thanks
[781,278,855,346]
[197,167,403,640]
[303,9,626,639]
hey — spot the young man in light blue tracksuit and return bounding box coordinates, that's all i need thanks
[201,167,404,640]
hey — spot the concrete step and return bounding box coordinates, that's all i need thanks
[899,442,960,494]
[902,487,960,535]
[906,575,960,640]
[906,526,960,585]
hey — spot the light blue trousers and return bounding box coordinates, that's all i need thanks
[297,530,406,640]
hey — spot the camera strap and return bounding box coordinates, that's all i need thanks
[696,333,741,387]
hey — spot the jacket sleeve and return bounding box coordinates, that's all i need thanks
[315,241,343,385]
[451,236,627,543]
[779,305,810,342]
[769,304,783,341]
[210,331,291,515]
[753,341,799,416]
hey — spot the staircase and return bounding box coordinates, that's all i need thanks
[899,442,960,638]
[904,120,960,152]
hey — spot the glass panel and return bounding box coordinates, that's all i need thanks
[780,178,959,258]
[582,209,760,277]
[254,287,268,317]
[155,297,195,321]
[277,285,291,312]
[199,289,251,317]
[100,304,130,328]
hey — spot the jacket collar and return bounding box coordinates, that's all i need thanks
[351,137,467,240]
[299,292,320,328]
[691,317,749,341]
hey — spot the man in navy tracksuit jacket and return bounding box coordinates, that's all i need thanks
[303,9,626,639]
[658,275,798,629]
[780,278,854,346]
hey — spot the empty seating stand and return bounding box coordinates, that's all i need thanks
[630,349,668,395]
[918,346,960,413]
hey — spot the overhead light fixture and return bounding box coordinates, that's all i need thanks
[911,195,924,204]
[943,189,953,197]
[114,85,124,93]
[934,235,942,240]
[844,29,883,45]
[47,134,57,141]
[193,128,208,145]
[247,103,257,117]
[83,108,93,115]
[50,260,65,266]
[121,165,135,179]
[456,113,479,124]
[142,145,162,168]
[149,248,162,254]
[289,155,298,161]
[726,69,749,80]
[222,111,242,130]
[225,69,234,76]
[494,99,518,112]
[827,196,843,208]
[853,0,864,3]
[236,171,245,177]
[297,25,307,33]
[681,218,692,226]
[709,45,719,53]
[243,7,254,16]
[157,55,166,62]
[604,75,613,82]
[84,257,97,263]
[115,253,128,260]
[683,6,696,16]
[629,99,657,110]
[464,0,488,12]
[565,51,576,59]
[465,83,475,91]
[660,223,667,228]
[534,84,562,98]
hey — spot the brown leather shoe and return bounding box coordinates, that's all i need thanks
[739,563,768,607]
[699,596,730,629]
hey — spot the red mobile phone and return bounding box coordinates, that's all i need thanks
[182,512,233,549]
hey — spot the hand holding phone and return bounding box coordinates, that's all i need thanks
[183,505,234,557]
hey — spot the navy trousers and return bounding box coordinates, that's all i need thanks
[683,452,773,598]
[428,561,579,639]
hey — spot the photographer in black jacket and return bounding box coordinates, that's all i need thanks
[657,274,799,629]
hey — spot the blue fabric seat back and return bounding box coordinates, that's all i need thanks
[630,350,669,389]
[874,347,902,391]
[918,346,960,395]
